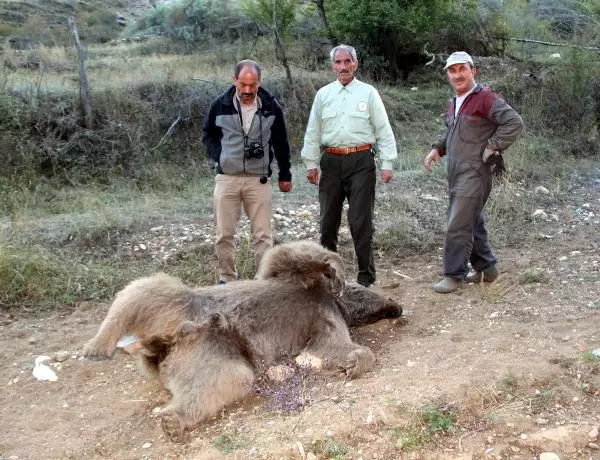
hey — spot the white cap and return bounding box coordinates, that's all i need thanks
[444,51,474,69]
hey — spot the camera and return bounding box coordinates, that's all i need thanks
[244,141,265,160]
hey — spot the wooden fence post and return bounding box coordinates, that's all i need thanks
[68,16,93,129]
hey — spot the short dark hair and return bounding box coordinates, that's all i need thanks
[235,60,261,80]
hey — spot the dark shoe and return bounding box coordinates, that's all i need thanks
[432,277,463,293]
[217,280,227,285]
[357,278,374,288]
[466,265,498,283]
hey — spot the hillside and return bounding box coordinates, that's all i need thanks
[0,0,165,43]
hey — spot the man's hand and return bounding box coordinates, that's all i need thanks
[381,169,393,183]
[424,148,441,172]
[482,148,504,175]
[306,168,319,185]
[278,181,292,193]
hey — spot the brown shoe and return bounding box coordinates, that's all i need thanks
[432,277,463,293]
[466,265,498,283]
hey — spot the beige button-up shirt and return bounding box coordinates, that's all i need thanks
[301,78,398,170]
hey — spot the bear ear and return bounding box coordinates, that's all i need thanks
[323,261,345,296]
[325,257,345,296]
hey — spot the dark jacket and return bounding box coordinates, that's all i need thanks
[202,86,292,181]
[432,84,523,195]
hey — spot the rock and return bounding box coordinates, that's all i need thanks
[535,186,550,195]
[266,364,295,382]
[28,336,37,344]
[306,453,317,460]
[588,443,599,450]
[539,453,560,460]
[590,425,599,439]
[142,442,152,449]
[296,441,306,458]
[538,233,554,239]
[421,194,441,201]
[53,351,71,362]
[297,210,313,218]
[532,209,548,220]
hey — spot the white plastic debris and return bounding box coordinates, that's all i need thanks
[116,335,142,354]
[116,335,138,348]
[33,356,58,382]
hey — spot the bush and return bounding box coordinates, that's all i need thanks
[326,0,494,80]
[132,0,255,47]
[497,49,600,156]
[0,79,223,184]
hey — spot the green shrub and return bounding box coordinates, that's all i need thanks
[133,0,252,46]
[326,0,493,80]
[497,49,600,156]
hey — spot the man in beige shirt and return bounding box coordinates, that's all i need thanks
[301,44,397,287]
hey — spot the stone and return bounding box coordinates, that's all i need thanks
[535,186,550,195]
[539,453,560,460]
[53,351,71,362]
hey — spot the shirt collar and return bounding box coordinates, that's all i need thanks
[333,77,358,93]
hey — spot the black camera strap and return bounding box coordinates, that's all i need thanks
[235,95,267,183]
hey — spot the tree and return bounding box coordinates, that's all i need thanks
[242,0,298,98]
[312,0,335,44]
[326,0,481,80]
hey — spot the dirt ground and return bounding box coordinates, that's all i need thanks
[1,180,599,460]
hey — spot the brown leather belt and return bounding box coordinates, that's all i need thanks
[324,144,372,155]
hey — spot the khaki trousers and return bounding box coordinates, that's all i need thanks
[213,174,273,282]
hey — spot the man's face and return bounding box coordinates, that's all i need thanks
[332,49,358,86]
[447,63,477,96]
[233,66,260,105]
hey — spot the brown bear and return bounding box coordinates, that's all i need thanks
[82,240,402,441]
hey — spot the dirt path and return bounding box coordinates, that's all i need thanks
[1,181,599,460]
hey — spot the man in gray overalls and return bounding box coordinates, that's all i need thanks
[424,51,524,293]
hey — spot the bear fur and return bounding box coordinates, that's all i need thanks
[82,240,402,441]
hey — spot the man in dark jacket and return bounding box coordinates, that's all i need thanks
[424,51,523,293]
[203,60,292,284]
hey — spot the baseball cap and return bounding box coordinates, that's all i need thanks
[444,51,474,69]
